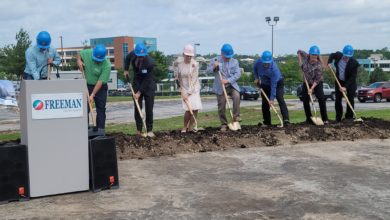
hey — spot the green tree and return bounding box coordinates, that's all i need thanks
[149,51,169,82]
[0,28,32,79]
[356,66,370,86]
[370,67,389,83]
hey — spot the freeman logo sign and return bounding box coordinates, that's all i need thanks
[31,93,84,119]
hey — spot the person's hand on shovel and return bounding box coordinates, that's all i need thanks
[254,79,261,88]
[134,91,141,100]
[88,93,95,105]
[182,93,189,101]
[339,86,346,93]
[221,78,229,85]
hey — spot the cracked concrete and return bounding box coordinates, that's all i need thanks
[0,139,390,219]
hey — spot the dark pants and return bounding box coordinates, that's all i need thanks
[216,86,240,125]
[335,81,356,121]
[302,81,328,122]
[134,91,155,132]
[23,73,46,80]
[88,84,108,129]
[261,80,289,125]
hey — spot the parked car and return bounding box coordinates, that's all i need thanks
[357,81,390,103]
[240,86,259,100]
[296,83,335,101]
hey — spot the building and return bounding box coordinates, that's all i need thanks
[53,70,118,91]
[357,54,390,73]
[57,36,157,70]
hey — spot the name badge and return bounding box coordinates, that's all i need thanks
[141,69,148,74]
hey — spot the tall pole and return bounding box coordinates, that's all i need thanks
[60,36,64,70]
[271,25,274,55]
[265,16,279,56]
[194,43,200,58]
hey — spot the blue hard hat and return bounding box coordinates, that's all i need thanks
[221,44,234,58]
[92,44,107,62]
[36,31,51,49]
[343,45,354,57]
[309,45,320,55]
[261,51,273,64]
[134,43,148,57]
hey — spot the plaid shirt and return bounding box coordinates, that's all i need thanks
[298,51,323,85]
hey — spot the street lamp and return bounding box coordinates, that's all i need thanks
[265,16,279,55]
[194,43,200,57]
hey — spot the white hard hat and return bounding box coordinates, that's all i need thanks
[183,44,195,57]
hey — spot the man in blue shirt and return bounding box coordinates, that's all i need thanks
[208,44,241,131]
[253,51,289,126]
[24,31,61,80]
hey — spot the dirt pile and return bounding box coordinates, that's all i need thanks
[113,118,390,160]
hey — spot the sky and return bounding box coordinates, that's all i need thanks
[0,0,389,56]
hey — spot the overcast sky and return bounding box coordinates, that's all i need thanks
[0,0,389,56]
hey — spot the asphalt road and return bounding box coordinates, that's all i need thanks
[0,97,389,131]
[1,139,389,219]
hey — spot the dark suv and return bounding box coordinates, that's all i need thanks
[240,86,259,100]
[357,81,390,103]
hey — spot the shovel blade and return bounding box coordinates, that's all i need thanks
[228,122,241,131]
[354,118,364,122]
[311,117,324,125]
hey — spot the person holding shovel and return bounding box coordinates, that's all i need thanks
[124,43,156,137]
[298,46,329,124]
[253,50,290,126]
[173,44,202,133]
[77,44,111,136]
[208,43,241,131]
[327,45,360,122]
[24,31,61,80]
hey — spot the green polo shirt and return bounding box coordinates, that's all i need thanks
[80,49,111,85]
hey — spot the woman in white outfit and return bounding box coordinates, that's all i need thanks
[173,44,202,132]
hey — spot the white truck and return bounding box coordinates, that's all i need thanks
[297,83,335,101]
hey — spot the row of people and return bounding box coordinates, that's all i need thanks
[24,31,359,135]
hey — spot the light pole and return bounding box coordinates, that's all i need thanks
[265,16,279,55]
[194,43,200,57]
[60,36,64,70]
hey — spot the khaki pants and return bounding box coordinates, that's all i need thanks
[216,86,240,125]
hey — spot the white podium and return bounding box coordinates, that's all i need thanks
[19,79,89,197]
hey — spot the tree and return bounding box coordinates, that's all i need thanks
[356,66,370,86]
[149,51,169,82]
[370,67,389,83]
[0,28,32,79]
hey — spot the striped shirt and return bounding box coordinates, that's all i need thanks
[338,59,348,81]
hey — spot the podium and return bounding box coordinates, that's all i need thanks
[19,79,89,197]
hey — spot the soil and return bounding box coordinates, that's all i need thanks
[1,118,388,161]
[112,118,390,160]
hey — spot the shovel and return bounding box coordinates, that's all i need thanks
[126,76,148,137]
[80,69,96,128]
[218,70,241,131]
[183,98,199,132]
[298,56,324,125]
[259,88,284,127]
[328,64,363,122]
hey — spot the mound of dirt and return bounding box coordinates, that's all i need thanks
[113,118,390,160]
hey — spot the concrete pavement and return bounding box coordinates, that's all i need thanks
[1,139,389,219]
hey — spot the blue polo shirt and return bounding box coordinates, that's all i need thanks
[253,60,283,100]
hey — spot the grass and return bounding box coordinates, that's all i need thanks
[2,108,389,141]
[107,94,298,102]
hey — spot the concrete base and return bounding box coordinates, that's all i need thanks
[1,139,390,219]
